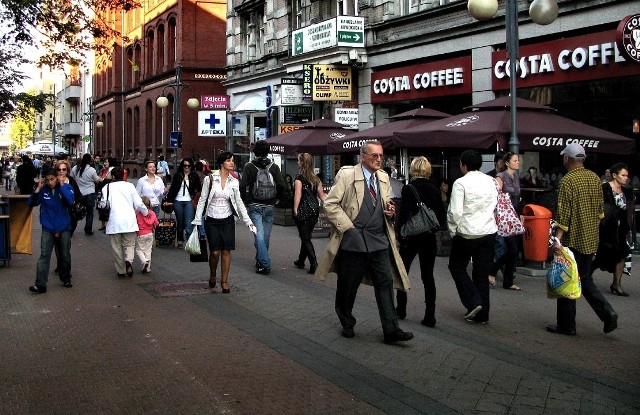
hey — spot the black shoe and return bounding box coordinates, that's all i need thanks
[29,285,47,294]
[125,261,133,277]
[117,273,126,278]
[85,231,94,236]
[256,267,271,275]
[341,326,355,338]
[421,316,436,327]
[603,311,618,334]
[396,306,407,320]
[307,263,317,275]
[142,263,150,274]
[464,305,482,320]
[63,281,73,288]
[384,329,414,344]
[545,324,576,336]
[466,316,488,325]
[293,259,305,269]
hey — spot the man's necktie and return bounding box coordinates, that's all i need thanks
[369,176,377,204]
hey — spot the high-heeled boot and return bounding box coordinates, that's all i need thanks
[421,303,436,327]
[396,291,407,319]
[307,251,318,274]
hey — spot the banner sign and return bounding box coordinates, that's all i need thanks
[334,108,359,129]
[198,111,227,136]
[370,56,471,104]
[281,106,312,124]
[492,29,640,90]
[201,95,229,109]
[312,65,352,101]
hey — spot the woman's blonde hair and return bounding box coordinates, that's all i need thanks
[54,159,69,173]
[410,156,432,180]
[297,153,320,186]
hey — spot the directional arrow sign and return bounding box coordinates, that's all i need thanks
[338,32,362,43]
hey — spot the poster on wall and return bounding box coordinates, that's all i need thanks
[312,65,352,101]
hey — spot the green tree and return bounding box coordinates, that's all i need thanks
[0,0,139,122]
[9,102,36,153]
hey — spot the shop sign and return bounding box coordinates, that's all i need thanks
[194,73,227,80]
[616,14,640,63]
[279,124,304,134]
[334,108,359,129]
[312,65,352,101]
[281,83,304,105]
[292,16,365,56]
[303,64,313,100]
[280,106,312,124]
[492,30,640,90]
[370,57,472,104]
[232,116,247,136]
[201,95,229,110]
[198,111,227,136]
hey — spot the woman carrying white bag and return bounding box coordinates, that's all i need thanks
[191,152,256,293]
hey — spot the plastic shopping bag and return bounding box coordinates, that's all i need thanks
[185,228,201,255]
[546,245,581,300]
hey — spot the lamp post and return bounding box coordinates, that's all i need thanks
[156,64,200,173]
[468,0,558,155]
[81,97,104,155]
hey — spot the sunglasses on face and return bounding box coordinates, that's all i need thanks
[57,168,67,172]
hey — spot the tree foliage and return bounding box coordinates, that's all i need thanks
[0,0,139,122]
[9,102,36,152]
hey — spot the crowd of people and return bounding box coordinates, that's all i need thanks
[4,139,632,342]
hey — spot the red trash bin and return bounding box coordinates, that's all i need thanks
[522,204,552,262]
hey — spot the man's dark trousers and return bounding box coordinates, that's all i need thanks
[335,248,400,336]
[557,248,615,331]
[448,233,496,322]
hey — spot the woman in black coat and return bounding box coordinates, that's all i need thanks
[164,157,201,247]
[395,156,447,327]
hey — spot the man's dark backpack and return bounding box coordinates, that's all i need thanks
[252,162,277,201]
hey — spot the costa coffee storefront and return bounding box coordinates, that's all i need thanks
[492,21,640,175]
[367,55,473,178]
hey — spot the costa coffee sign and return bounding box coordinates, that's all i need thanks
[617,14,640,63]
[492,30,640,90]
[371,56,471,104]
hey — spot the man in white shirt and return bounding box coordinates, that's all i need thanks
[447,150,498,324]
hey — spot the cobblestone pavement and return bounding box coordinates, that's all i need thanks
[1,210,639,414]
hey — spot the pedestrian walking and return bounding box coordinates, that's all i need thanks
[447,150,498,324]
[136,159,165,217]
[395,156,446,327]
[593,163,634,297]
[15,155,37,195]
[192,152,255,293]
[316,140,413,344]
[28,166,75,293]
[99,167,149,278]
[292,153,326,275]
[135,196,158,274]
[164,157,201,248]
[70,153,103,236]
[547,142,618,335]
[239,139,287,275]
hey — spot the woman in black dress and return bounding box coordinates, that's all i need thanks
[594,163,634,296]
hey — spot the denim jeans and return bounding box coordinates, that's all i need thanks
[448,233,496,322]
[82,192,97,233]
[173,200,195,242]
[36,230,71,287]
[248,204,274,269]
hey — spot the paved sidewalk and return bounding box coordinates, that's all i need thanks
[1,211,639,414]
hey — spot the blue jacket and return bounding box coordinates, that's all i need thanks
[28,183,74,233]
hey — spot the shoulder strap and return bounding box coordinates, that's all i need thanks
[408,184,423,204]
[203,175,214,212]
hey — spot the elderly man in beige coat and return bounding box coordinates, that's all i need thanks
[315,140,413,344]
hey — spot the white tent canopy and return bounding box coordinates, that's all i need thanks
[18,141,68,156]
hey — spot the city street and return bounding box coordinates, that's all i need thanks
[1,211,639,414]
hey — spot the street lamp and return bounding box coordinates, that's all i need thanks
[81,97,103,155]
[468,0,558,154]
[156,63,200,173]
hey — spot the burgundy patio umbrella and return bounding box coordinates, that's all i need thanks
[265,119,354,156]
[327,107,451,154]
[394,97,635,154]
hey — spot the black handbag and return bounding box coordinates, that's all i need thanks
[97,184,111,222]
[190,234,209,262]
[295,178,319,221]
[69,202,87,221]
[400,184,440,238]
